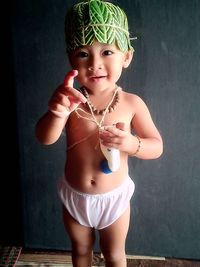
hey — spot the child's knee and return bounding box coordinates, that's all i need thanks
[72,243,93,257]
[102,249,126,263]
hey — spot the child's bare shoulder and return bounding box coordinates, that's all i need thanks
[121,90,150,118]
[121,90,145,105]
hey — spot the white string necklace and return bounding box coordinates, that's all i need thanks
[76,86,119,128]
[67,86,120,151]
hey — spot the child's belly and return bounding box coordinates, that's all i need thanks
[64,142,129,194]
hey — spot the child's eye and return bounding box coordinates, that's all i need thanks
[103,50,114,56]
[76,51,88,58]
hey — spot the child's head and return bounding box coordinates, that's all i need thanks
[65,0,134,53]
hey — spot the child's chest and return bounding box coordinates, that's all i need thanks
[66,102,133,141]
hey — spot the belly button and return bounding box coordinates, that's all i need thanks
[91,180,96,185]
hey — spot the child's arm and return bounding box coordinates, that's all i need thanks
[130,95,163,159]
[99,95,163,160]
[35,70,86,145]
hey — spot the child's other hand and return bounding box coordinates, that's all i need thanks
[99,122,134,153]
[48,70,86,118]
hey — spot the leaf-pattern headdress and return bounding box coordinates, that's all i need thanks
[65,0,134,53]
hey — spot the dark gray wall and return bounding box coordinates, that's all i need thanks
[5,0,200,260]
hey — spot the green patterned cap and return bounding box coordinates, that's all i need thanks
[65,0,134,53]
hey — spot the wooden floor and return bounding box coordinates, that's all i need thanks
[16,249,200,267]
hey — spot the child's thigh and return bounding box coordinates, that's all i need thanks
[99,205,131,251]
[62,205,95,246]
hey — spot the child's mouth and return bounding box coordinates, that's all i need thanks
[90,76,106,82]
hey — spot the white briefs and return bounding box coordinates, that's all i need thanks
[57,176,135,230]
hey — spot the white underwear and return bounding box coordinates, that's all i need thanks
[57,176,135,230]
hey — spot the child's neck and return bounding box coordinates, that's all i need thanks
[85,85,117,96]
[81,86,120,116]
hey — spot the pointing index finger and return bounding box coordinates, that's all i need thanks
[64,69,78,88]
[63,69,87,103]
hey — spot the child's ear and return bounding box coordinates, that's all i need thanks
[123,50,133,68]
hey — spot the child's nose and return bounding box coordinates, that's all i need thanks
[88,65,103,71]
[88,56,103,71]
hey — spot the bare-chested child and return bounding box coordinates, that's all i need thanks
[35,0,163,266]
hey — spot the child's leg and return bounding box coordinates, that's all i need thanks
[99,205,130,267]
[62,206,96,267]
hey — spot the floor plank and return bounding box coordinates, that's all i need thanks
[16,249,200,267]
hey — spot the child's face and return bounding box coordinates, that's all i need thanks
[68,41,132,91]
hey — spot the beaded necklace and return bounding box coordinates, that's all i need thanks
[81,86,120,115]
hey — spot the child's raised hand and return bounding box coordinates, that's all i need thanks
[48,70,86,118]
